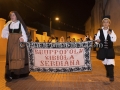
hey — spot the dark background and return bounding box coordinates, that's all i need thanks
[0,0,95,35]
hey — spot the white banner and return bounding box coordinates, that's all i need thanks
[34,48,85,68]
[24,41,93,72]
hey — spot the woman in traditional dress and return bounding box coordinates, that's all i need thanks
[95,15,117,82]
[1,11,30,82]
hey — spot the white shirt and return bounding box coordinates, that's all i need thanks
[95,27,117,42]
[1,20,27,42]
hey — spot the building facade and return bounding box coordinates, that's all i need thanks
[85,0,120,55]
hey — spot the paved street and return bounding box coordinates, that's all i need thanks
[0,51,120,90]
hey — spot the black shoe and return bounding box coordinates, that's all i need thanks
[109,78,114,82]
[5,74,12,82]
[107,65,114,82]
[12,75,20,79]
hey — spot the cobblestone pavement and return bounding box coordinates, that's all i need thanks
[0,51,120,90]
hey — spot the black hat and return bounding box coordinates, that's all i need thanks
[102,15,110,19]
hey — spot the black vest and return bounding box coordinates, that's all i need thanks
[99,29,113,49]
[9,22,21,33]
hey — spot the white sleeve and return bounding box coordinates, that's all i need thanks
[95,31,100,40]
[1,21,11,39]
[95,30,100,44]
[20,24,28,42]
[109,30,117,42]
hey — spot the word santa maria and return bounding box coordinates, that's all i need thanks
[34,48,85,67]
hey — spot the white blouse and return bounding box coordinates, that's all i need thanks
[1,20,27,42]
[95,27,117,42]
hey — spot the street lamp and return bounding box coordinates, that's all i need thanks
[50,17,59,35]
[55,17,59,21]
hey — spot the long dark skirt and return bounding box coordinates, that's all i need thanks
[5,33,29,79]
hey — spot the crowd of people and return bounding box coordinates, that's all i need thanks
[35,34,94,43]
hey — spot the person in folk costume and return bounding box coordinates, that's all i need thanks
[95,15,117,82]
[83,34,93,41]
[1,11,31,82]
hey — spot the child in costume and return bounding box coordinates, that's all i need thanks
[95,15,117,82]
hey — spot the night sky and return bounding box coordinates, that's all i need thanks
[0,0,95,34]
